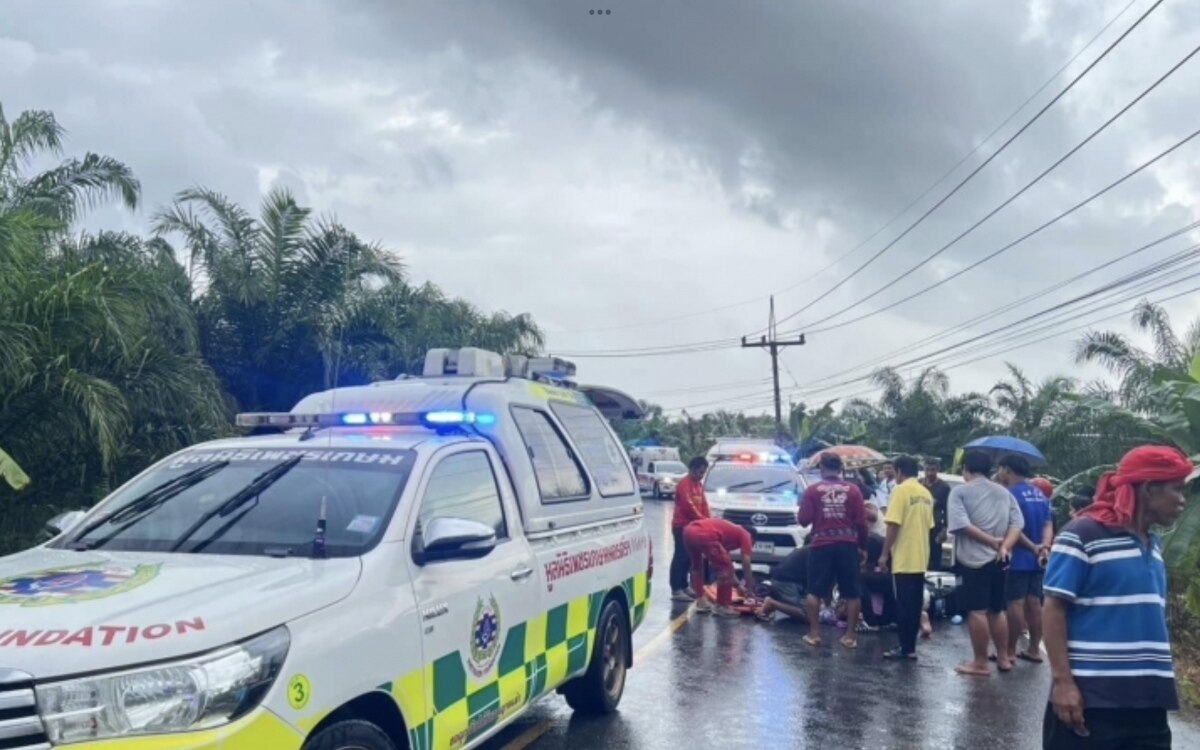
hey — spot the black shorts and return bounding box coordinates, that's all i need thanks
[1007,569,1044,602]
[808,544,861,600]
[959,560,1007,614]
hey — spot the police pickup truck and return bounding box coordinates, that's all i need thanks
[0,348,651,750]
[704,448,808,574]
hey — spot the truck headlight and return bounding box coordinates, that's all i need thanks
[37,627,290,744]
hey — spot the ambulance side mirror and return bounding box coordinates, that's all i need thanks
[414,517,497,564]
[42,510,87,541]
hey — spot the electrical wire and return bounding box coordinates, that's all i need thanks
[789,122,1200,337]
[799,219,1200,387]
[558,0,1140,338]
[764,0,1167,332]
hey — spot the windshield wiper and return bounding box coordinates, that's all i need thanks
[721,480,765,491]
[67,461,230,550]
[760,480,797,493]
[171,456,303,553]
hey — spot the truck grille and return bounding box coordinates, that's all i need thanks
[722,510,796,527]
[0,670,48,750]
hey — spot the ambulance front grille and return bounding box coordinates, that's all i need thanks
[0,670,48,750]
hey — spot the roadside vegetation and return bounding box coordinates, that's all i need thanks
[0,103,542,554]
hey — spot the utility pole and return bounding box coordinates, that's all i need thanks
[741,296,805,443]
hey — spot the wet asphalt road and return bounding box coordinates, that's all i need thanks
[483,502,1200,750]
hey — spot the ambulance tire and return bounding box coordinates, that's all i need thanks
[301,719,397,750]
[561,598,628,715]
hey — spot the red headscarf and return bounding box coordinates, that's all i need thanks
[1084,446,1195,526]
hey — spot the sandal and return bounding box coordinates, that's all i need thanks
[883,648,916,661]
[839,637,858,650]
[803,635,822,647]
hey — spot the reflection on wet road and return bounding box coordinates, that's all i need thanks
[483,502,1200,750]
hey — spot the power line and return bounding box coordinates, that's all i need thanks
[808,280,1200,406]
[800,219,1200,388]
[790,122,1200,337]
[550,0,1144,345]
[783,35,1200,335]
[674,276,1200,413]
[765,0,1166,333]
[803,265,1200,400]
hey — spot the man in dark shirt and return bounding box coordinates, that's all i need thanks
[797,452,869,649]
[755,544,809,623]
[921,458,952,571]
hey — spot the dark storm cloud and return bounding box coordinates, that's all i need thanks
[3,0,1198,410]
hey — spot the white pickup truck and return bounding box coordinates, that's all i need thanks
[0,348,651,750]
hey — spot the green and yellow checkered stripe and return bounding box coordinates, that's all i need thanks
[395,572,648,750]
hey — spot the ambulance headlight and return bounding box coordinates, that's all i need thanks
[37,627,290,743]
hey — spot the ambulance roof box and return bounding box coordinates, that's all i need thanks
[422,347,506,378]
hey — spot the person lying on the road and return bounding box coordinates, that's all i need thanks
[683,517,758,618]
[755,544,809,623]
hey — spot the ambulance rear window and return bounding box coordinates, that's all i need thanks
[549,402,636,498]
[510,407,589,503]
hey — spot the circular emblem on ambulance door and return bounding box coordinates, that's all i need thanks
[467,595,503,678]
[0,563,161,608]
[751,513,769,526]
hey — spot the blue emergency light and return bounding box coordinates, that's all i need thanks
[422,410,496,426]
[237,410,497,430]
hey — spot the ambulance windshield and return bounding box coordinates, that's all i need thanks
[56,448,415,558]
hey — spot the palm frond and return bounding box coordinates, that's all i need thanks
[5,109,64,166]
[18,153,140,222]
[1132,300,1184,368]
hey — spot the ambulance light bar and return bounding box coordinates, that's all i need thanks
[236,410,496,429]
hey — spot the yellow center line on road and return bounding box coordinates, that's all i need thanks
[497,606,697,750]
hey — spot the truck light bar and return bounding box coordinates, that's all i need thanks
[713,451,793,465]
[236,410,496,429]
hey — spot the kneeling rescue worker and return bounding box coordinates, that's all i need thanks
[684,517,757,617]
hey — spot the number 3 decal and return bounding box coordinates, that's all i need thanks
[288,674,312,710]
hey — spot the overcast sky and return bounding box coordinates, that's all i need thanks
[4,0,1200,415]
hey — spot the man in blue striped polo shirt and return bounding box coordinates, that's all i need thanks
[1043,446,1195,749]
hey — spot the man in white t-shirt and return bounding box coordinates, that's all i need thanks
[872,462,897,511]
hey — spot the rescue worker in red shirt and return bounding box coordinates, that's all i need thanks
[670,457,712,602]
[683,517,758,617]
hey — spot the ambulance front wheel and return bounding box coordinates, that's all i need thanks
[560,598,628,714]
[301,719,398,750]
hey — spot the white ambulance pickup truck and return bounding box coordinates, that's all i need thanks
[0,348,651,750]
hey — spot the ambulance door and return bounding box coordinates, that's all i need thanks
[408,445,540,750]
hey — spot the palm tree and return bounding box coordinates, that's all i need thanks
[1075,300,1200,409]
[154,187,405,411]
[0,104,139,224]
[846,366,994,460]
[0,231,230,551]
[989,364,1077,437]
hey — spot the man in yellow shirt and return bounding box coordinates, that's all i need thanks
[877,455,934,660]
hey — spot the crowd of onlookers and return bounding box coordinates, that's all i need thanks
[667,444,1195,749]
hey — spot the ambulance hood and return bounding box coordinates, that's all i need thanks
[0,547,361,680]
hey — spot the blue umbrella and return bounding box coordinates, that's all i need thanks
[964,436,1047,467]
